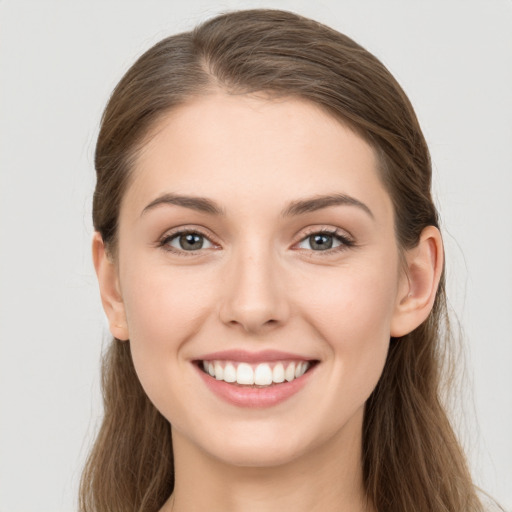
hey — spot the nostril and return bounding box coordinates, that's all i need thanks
[226,316,280,334]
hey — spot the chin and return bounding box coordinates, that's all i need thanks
[189,415,339,469]
[209,438,309,469]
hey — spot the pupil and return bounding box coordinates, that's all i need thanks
[311,234,333,250]
[180,233,203,250]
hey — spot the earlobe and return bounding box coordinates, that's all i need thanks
[390,226,444,337]
[92,232,129,341]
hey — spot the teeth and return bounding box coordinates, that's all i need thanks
[223,362,236,383]
[272,363,285,383]
[295,362,309,378]
[254,363,273,386]
[236,363,254,385]
[285,363,295,382]
[214,361,224,381]
[201,360,312,386]
[298,362,310,377]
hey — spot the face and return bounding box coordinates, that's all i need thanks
[111,93,408,467]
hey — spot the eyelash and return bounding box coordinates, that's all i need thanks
[296,228,355,255]
[158,228,219,256]
[158,227,355,256]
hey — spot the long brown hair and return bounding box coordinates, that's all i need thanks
[81,9,485,511]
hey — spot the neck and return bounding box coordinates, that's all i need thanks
[161,408,373,512]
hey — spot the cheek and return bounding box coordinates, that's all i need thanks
[118,264,222,431]
[302,260,399,339]
[119,263,217,397]
[301,264,399,394]
[122,263,213,345]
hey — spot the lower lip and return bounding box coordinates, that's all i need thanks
[195,364,315,408]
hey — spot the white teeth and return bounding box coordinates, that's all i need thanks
[254,363,273,386]
[285,363,296,382]
[223,362,236,383]
[214,361,224,380]
[272,363,285,383]
[297,362,310,377]
[236,363,254,385]
[201,360,312,386]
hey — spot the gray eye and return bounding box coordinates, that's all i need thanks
[168,233,213,251]
[298,233,342,251]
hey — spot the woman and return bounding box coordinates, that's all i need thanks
[80,9,491,512]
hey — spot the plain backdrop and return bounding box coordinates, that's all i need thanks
[0,1,511,510]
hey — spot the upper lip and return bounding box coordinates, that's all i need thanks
[195,349,317,363]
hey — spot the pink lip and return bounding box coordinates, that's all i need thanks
[194,359,317,408]
[195,349,313,363]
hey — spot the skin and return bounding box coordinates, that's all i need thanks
[94,92,443,512]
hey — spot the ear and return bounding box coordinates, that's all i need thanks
[92,232,129,341]
[390,226,444,337]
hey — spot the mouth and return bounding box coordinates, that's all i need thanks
[195,358,319,387]
[193,350,319,407]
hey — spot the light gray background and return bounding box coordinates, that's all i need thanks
[1,1,511,510]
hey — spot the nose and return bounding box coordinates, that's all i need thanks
[219,245,290,334]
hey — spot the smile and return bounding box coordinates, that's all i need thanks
[200,360,311,386]
[194,351,319,408]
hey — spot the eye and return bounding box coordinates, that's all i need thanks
[296,230,353,252]
[163,231,215,252]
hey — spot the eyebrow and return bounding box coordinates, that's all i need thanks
[141,193,225,216]
[141,192,373,219]
[281,193,374,219]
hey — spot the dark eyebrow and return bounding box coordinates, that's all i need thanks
[141,193,225,217]
[281,193,374,219]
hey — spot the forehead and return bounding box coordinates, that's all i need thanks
[122,93,392,223]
